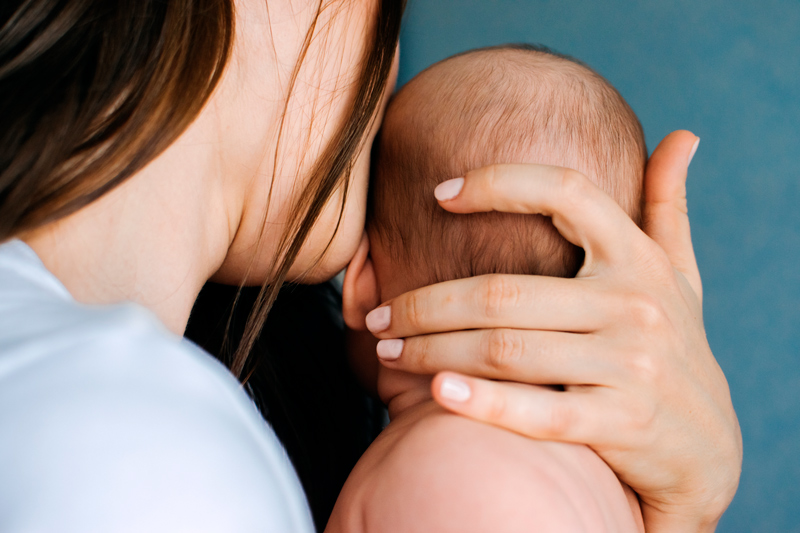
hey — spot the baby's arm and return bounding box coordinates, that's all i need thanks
[327,400,643,533]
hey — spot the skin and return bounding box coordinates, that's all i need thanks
[332,234,644,532]
[24,0,392,334]
[328,400,644,533]
[365,139,743,532]
[19,0,740,530]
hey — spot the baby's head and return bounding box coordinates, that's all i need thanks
[365,44,647,301]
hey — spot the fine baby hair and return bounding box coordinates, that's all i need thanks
[368,44,647,286]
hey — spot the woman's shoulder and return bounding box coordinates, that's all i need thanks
[0,238,243,412]
[0,240,314,533]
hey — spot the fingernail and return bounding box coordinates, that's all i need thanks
[688,137,700,166]
[365,306,391,333]
[434,177,464,201]
[376,339,404,361]
[440,377,471,402]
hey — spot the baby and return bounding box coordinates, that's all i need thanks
[329,44,647,532]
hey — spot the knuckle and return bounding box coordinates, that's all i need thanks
[411,335,434,372]
[484,389,509,423]
[626,292,667,330]
[547,402,577,438]
[624,398,658,433]
[624,350,664,386]
[403,289,429,330]
[480,276,522,319]
[558,169,591,209]
[484,329,524,372]
[641,241,675,279]
[482,164,499,191]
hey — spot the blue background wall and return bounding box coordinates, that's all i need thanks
[397,1,800,530]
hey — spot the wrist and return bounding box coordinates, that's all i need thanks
[642,503,723,533]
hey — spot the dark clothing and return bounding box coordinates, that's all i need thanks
[186,281,384,532]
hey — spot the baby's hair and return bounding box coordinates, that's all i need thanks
[368,44,647,287]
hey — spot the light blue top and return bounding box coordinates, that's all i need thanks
[0,240,315,533]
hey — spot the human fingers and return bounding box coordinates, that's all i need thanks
[431,367,740,526]
[376,329,612,385]
[643,130,703,302]
[365,274,610,339]
[433,163,647,267]
[429,372,616,445]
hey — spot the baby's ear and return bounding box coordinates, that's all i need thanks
[342,231,380,331]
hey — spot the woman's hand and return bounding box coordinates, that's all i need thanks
[364,131,742,532]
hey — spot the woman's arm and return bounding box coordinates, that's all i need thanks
[363,131,742,532]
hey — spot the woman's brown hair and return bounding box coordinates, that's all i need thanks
[1,0,405,377]
[0,0,233,236]
[230,0,405,378]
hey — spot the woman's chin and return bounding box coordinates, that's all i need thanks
[287,225,363,284]
[286,252,350,285]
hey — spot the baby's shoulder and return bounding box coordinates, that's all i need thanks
[334,401,640,533]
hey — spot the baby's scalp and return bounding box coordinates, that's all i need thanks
[367,44,647,290]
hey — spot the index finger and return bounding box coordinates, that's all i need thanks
[434,163,646,268]
[365,273,609,339]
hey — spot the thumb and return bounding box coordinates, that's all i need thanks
[642,130,703,303]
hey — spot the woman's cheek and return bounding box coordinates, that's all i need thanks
[287,169,369,283]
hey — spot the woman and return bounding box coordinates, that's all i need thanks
[0,1,740,532]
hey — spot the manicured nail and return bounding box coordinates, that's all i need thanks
[440,377,471,402]
[365,306,391,333]
[688,137,700,166]
[434,177,464,201]
[376,339,404,361]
